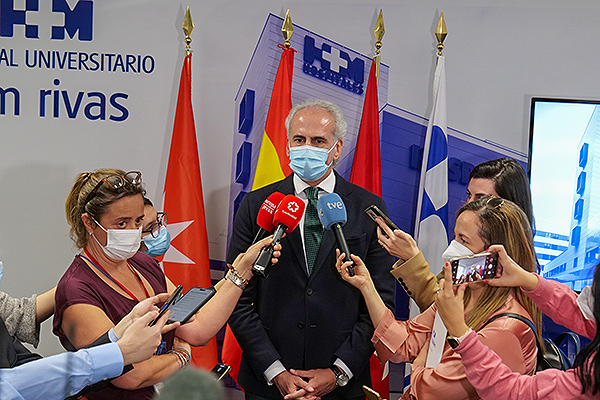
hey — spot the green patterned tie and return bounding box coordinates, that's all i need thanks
[304,186,323,274]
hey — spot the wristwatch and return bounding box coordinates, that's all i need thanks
[330,365,349,387]
[447,328,472,349]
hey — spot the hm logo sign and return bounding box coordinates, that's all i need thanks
[0,0,93,41]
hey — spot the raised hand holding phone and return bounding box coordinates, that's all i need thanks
[150,285,182,326]
[485,244,540,291]
[435,263,469,338]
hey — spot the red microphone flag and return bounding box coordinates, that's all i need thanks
[349,58,389,398]
[163,53,217,369]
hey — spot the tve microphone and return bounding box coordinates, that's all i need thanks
[317,193,355,276]
[253,192,285,244]
[252,194,306,277]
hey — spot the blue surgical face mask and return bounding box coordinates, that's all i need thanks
[143,226,171,258]
[289,142,337,182]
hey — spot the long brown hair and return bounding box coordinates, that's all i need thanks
[65,169,145,249]
[458,196,542,342]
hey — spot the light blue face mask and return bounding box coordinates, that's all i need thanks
[143,226,171,258]
[289,142,337,182]
[0,261,3,285]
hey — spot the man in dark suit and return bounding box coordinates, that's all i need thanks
[228,99,396,400]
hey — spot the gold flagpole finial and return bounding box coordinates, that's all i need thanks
[282,9,294,48]
[374,9,385,55]
[183,6,194,55]
[373,9,385,85]
[435,11,447,56]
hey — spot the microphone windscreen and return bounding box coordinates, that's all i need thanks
[272,194,305,232]
[154,367,223,400]
[256,192,285,231]
[317,193,347,230]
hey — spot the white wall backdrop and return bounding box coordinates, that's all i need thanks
[1,0,600,356]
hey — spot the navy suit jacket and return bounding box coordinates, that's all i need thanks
[228,172,396,399]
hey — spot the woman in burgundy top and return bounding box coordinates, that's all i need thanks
[54,169,279,400]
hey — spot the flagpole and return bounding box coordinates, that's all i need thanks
[413,11,447,241]
[373,9,384,85]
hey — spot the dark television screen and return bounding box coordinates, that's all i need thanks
[529,98,600,290]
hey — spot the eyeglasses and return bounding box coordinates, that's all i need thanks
[142,212,167,238]
[83,171,142,207]
[484,195,505,210]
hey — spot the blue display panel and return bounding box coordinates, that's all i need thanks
[529,98,600,290]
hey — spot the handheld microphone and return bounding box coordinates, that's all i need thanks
[317,193,355,277]
[252,194,306,277]
[253,192,285,244]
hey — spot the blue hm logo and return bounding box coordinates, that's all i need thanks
[0,0,93,41]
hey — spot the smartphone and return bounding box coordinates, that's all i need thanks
[210,363,231,381]
[167,286,216,324]
[362,385,383,400]
[150,285,183,326]
[364,204,399,232]
[451,252,498,285]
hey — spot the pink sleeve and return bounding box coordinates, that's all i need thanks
[406,314,536,399]
[371,306,436,364]
[525,274,596,338]
[455,330,585,400]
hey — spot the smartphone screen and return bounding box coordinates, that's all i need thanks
[451,252,498,285]
[364,204,399,231]
[167,286,216,324]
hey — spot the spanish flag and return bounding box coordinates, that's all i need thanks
[223,44,295,383]
[251,45,295,190]
[163,53,218,369]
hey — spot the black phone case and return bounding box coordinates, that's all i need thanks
[364,204,398,230]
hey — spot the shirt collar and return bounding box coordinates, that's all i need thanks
[293,171,336,196]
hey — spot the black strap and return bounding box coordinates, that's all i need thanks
[481,312,537,334]
[480,312,541,349]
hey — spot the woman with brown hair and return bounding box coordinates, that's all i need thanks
[383,158,534,312]
[53,169,279,400]
[335,196,541,399]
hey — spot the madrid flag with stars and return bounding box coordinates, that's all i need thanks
[163,53,217,369]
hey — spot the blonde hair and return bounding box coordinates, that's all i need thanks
[458,196,542,343]
[65,169,145,248]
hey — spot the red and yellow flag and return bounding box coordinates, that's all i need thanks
[163,53,217,369]
[222,45,295,383]
[251,45,295,190]
[349,58,389,398]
